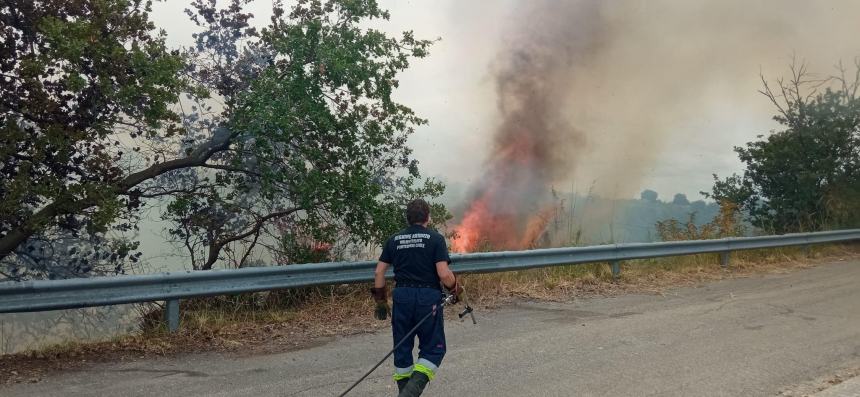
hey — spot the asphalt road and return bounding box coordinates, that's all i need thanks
[3,259,860,397]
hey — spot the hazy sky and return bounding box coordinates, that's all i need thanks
[150,0,860,202]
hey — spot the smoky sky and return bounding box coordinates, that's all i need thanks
[452,0,860,249]
[471,0,860,201]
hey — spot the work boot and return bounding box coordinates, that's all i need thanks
[397,372,430,397]
[397,378,410,393]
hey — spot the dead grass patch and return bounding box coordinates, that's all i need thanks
[460,244,858,308]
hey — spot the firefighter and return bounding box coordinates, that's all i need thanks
[371,198,462,397]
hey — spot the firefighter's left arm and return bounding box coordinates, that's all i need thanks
[437,261,464,302]
[435,261,456,289]
[373,261,389,289]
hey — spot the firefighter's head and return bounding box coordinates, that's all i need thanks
[406,199,430,225]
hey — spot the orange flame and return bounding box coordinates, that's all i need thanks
[450,197,487,253]
[450,23,577,253]
[519,206,558,249]
[450,136,558,253]
[451,194,556,253]
[450,131,551,252]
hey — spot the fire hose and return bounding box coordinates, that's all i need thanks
[338,286,476,397]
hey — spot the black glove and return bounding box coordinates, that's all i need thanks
[374,302,390,321]
[370,287,389,321]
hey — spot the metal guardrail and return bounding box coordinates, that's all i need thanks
[1,229,858,331]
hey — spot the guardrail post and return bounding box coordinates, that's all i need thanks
[720,251,731,268]
[165,299,180,333]
[610,261,621,279]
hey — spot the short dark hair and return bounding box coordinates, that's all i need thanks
[406,199,430,225]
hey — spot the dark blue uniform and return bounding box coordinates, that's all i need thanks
[379,224,450,382]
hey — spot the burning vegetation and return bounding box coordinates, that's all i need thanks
[451,2,598,252]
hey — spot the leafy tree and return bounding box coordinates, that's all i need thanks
[0,0,444,279]
[706,59,860,233]
[0,0,186,279]
[705,173,755,212]
[672,193,690,206]
[640,189,658,202]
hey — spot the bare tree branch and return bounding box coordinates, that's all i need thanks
[758,73,788,120]
[238,231,260,268]
[0,128,238,261]
[201,206,301,270]
[127,186,215,199]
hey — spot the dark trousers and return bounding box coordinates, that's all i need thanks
[391,287,446,380]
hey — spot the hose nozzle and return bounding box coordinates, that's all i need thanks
[458,305,476,324]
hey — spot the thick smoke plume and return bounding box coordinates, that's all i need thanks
[451,1,603,252]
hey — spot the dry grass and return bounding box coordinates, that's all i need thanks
[461,244,859,307]
[1,243,858,385]
[0,285,385,385]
